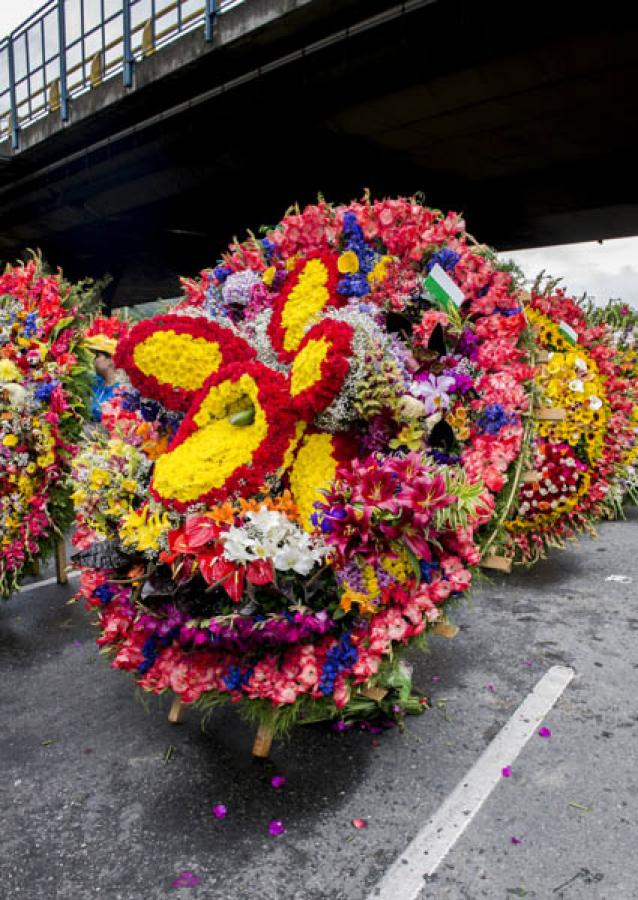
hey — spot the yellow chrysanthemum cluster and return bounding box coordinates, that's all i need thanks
[153,374,267,504]
[133,330,222,391]
[280,258,331,354]
[289,432,339,528]
[290,337,330,397]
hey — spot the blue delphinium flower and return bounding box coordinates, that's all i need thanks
[35,381,56,403]
[476,403,518,435]
[337,211,376,298]
[213,265,232,284]
[420,560,440,584]
[94,583,117,605]
[23,312,38,338]
[426,248,460,273]
[223,664,253,691]
[319,633,358,695]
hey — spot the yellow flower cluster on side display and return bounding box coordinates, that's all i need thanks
[529,310,609,462]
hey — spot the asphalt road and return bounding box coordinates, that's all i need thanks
[2,510,637,900]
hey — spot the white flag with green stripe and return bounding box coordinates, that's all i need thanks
[558,320,578,346]
[423,264,465,312]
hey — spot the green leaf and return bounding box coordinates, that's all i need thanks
[404,546,421,587]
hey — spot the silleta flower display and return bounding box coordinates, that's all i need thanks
[71,195,539,738]
[587,299,638,507]
[0,256,93,597]
[506,285,636,562]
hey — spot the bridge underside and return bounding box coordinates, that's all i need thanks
[0,0,636,305]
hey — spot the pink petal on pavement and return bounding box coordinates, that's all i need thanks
[511,837,522,845]
[211,804,227,819]
[486,683,497,693]
[502,766,513,778]
[538,726,552,738]
[269,820,285,836]
[271,776,286,789]
[171,871,201,888]
[352,819,368,829]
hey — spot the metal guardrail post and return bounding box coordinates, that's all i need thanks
[57,0,70,122]
[205,0,218,43]
[123,0,134,87]
[7,36,19,150]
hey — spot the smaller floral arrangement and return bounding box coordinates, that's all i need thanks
[507,285,635,562]
[0,256,95,596]
[586,300,638,506]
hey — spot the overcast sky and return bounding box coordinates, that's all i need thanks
[2,4,637,309]
[0,4,43,36]
[502,237,638,308]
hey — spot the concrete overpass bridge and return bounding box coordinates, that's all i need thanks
[0,0,636,306]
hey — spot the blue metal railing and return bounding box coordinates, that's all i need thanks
[0,0,240,150]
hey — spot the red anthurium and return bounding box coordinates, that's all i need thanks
[183,515,221,549]
[246,559,274,586]
[198,553,245,602]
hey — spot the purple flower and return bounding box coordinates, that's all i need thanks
[271,776,286,789]
[332,720,352,733]
[221,270,261,306]
[412,374,456,414]
[538,726,552,739]
[444,369,474,394]
[269,820,285,836]
[211,804,227,819]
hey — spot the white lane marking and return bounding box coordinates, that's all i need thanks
[18,571,80,593]
[367,665,575,900]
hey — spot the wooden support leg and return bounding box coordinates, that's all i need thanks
[481,554,513,574]
[55,541,68,585]
[32,557,41,576]
[252,723,274,758]
[168,696,185,724]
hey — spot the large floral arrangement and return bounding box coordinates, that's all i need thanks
[72,195,535,736]
[0,256,94,596]
[506,286,636,562]
[587,300,638,506]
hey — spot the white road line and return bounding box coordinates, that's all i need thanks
[367,665,575,900]
[18,571,80,593]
